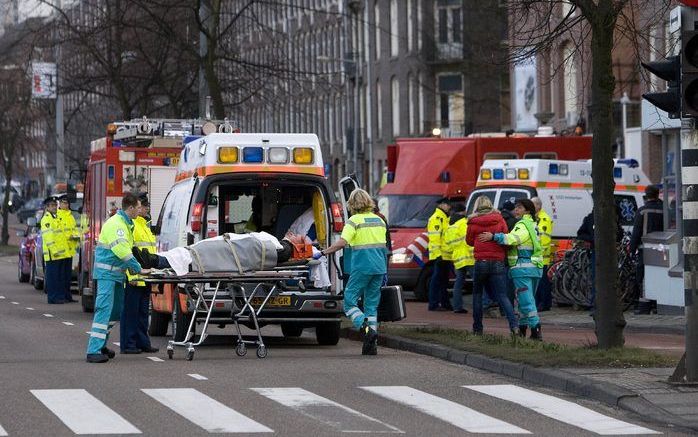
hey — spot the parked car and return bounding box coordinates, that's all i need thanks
[17,218,38,283]
[16,198,43,224]
[0,185,23,213]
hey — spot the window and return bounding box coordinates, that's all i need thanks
[436,3,461,44]
[483,152,518,160]
[390,0,399,57]
[391,76,400,136]
[497,190,531,211]
[407,0,414,52]
[408,74,416,134]
[562,43,578,125]
[377,79,383,138]
[417,0,423,50]
[374,1,381,60]
[418,73,425,134]
[524,152,558,159]
[466,190,497,215]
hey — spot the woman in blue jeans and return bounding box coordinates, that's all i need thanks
[465,196,518,335]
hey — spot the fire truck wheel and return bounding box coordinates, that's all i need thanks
[414,264,433,302]
[172,295,192,342]
[149,310,171,337]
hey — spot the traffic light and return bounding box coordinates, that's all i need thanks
[683,30,698,117]
[641,56,681,119]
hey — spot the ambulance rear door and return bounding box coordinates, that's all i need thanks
[148,166,177,220]
[338,176,359,221]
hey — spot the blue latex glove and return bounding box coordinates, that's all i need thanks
[381,274,388,286]
[312,251,324,260]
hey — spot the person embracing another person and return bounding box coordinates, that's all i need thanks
[466,196,518,336]
[477,198,544,340]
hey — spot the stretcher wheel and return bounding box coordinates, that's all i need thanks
[256,345,267,359]
[186,350,194,361]
[167,349,174,360]
[235,343,247,357]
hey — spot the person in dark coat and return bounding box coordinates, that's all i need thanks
[500,200,518,231]
[629,185,663,307]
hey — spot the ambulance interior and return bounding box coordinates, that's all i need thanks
[204,182,329,245]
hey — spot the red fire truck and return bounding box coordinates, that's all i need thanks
[376,133,593,300]
[79,118,235,312]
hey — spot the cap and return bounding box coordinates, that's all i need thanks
[644,185,660,199]
[451,203,466,213]
[138,192,149,204]
[56,194,69,202]
[43,196,58,206]
[436,197,450,205]
[502,200,515,211]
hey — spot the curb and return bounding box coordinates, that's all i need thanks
[341,328,698,432]
[542,320,685,336]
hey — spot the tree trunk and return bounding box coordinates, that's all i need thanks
[590,2,626,348]
[2,168,13,246]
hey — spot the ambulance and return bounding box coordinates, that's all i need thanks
[465,159,651,252]
[152,133,347,346]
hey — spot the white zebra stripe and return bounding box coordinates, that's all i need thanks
[361,386,529,434]
[142,388,272,433]
[0,423,6,436]
[31,389,141,435]
[251,387,402,433]
[464,385,659,435]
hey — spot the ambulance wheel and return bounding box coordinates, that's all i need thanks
[256,345,267,359]
[414,264,433,302]
[149,310,171,337]
[236,342,247,357]
[172,296,192,342]
[281,323,303,338]
[185,349,194,361]
[315,321,341,345]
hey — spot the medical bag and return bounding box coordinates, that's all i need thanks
[378,285,407,322]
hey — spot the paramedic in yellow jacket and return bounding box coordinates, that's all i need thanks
[57,195,79,303]
[316,189,387,356]
[443,203,473,313]
[41,196,71,304]
[426,199,451,311]
[531,197,554,312]
[120,193,159,355]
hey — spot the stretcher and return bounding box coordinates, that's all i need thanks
[143,261,320,361]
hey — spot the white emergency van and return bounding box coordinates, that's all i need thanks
[465,159,651,241]
[153,133,346,346]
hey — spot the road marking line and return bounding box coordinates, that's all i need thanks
[0,296,5,299]
[62,322,74,326]
[142,388,272,433]
[0,423,6,436]
[31,389,141,435]
[464,385,660,435]
[26,307,34,310]
[252,387,402,433]
[361,386,530,434]
[147,356,164,362]
[43,314,53,318]
[113,342,120,347]
[188,374,208,381]
[11,302,19,305]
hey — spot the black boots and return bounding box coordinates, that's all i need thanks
[361,323,378,355]
[530,324,543,341]
[100,347,116,359]
[518,326,528,337]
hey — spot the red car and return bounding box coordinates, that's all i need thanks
[17,219,38,283]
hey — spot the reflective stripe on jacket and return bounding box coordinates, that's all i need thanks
[40,212,71,261]
[427,208,448,260]
[537,209,554,265]
[340,212,387,275]
[494,214,544,275]
[444,217,474,269]
[127,216,157,286]
[93,210,141,281]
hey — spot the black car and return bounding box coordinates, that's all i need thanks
[16,198,43,223]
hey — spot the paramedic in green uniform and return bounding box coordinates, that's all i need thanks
[316,189,387,355]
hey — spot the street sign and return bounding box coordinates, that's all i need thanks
[31,62,56,99]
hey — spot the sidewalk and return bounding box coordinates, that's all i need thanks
[362,300,698,431]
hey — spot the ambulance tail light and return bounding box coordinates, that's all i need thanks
[293,147,314,164]
[218,147,239,163]
[190,202,204,232]
[480,169,492,180]
[268,147,289,163]
[518,169,530,179]
[493,169,504,180]
[331,202,344,232]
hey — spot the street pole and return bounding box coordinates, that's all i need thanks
[363,2,374,194]
[198,0,211,119]
[682,121,698,382]
[54,0,64,185]
[352,12,360,182]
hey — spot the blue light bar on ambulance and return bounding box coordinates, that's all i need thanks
[613,167,623,178]
[493,169,504,179]
[548,163,559,175]
[243,147,264,163]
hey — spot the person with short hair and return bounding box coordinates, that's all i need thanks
[41,196,71,304]
[426,199,452,311]
[120,193,159,354]
[630,185,663,310]
[531,197,554,312]
[478,199,544,340]
[316,189,387,355]
[86,192,146,363]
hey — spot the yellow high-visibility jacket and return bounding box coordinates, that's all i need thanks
[427,208,448,261]
[40,212,71,261]
[444,217,474,269]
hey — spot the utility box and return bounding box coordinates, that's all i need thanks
[642,231,684,314]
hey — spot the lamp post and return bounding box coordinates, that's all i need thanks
[620,91,631,158]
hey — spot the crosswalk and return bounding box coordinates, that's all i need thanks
[0,384,659,435]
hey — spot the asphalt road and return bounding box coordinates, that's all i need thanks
[0,257,684,436]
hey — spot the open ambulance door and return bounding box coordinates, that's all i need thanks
[338,175,360,221]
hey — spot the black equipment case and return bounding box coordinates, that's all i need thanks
[378,285,407,322]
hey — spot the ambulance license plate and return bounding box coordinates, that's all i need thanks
[251,296,292,307]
